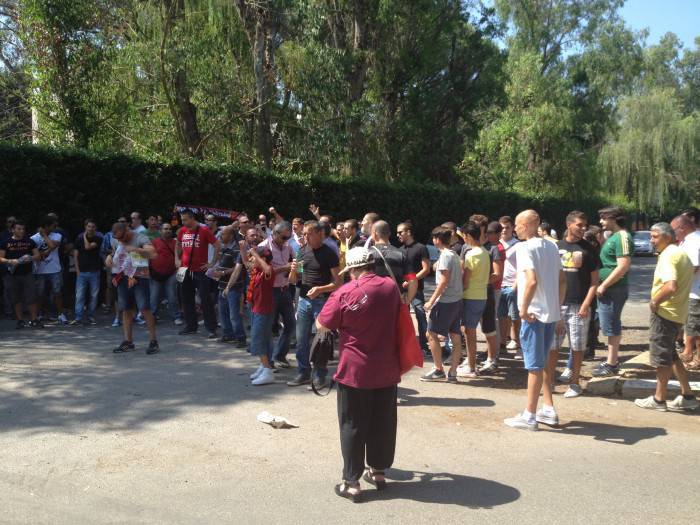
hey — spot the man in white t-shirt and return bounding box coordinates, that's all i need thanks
[498,215,521,352]
[130,211,147,234]
[31,215,68,324]
[671,215,700,367]
[504,210,566,431]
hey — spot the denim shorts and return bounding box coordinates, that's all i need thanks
[597,285,628,337]
[116,276,151,312]
[428,300,462,336]
[35,272,62,297]
[649,312,681,367]
[498,286,519,321]
[250,311,274,357]
[520,319,556,371]
[462,299,487,329]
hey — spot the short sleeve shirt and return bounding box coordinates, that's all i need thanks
[299,244,340,298]
[317,273,401,389]
[501,238,519,287]
[112,233,151,278]
[461,245,490,300]
[75,232,104,273]
[680,230,700,299]
[0,236,36,276]
[516,238,562,323]
[400,242,430,291]
[258,237,293,288]
[435,248,463,303]
[31,231,63,274]
[372,244,414,290]
[557,238,600,305]
[599,231,634,287]
[177,224,217,271]
[653,244,693,324]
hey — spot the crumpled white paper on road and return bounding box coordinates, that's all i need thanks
[257,411,299,429]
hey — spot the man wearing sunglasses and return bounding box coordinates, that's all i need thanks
[258,222,296,367]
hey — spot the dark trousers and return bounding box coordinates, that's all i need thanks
[337,383,397,483]
[181,270,217,333]
[272,286,296,361]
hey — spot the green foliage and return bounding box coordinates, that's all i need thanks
[0,142,609,240]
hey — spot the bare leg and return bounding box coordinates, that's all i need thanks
[122,308,134,342]
[449,332,462,372]
[14,303,23,321]
[570,351,584,386]
[542,350,559,408]
[511,318,521,345]
[606,335,621,365]
[672,361,694,395]
[654,366,672,401]
[427,331,443,371]
[499,318,510,346]
[486,334,498,361]
[526,370,544,414]
[680,335,696,362]
[141,309,157,340]
[261,355,271,368]
[30,303,38,321]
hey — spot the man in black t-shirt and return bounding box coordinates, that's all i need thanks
[370,220,417,302]
[398,222,431,353]
[287,220,341,388]
[553,211,601,398]
[1,215,17,317]
[71,219,104,325]
[0,220,41,328]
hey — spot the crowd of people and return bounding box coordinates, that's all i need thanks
[3,204,700,499]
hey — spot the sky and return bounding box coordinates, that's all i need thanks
[620,0,699,49]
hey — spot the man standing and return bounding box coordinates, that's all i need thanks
[176,209,221,338]
[149,222,182,325]
[130,212,146,234]
[671,215,700,369]
[635,223,698,411]
[592,207,633,377]
[361,212,380,246]
[498,216,520,353]
[0,220,41,328]
[259,222,296,367]
[145,214,161,240]
[223,225,259,348]
[344,219,363,249]
[71,219,103,325]
[421,226,464,382]
[398,221,431,354]
[504,210,565,431]
[287,221,341,388]
[370,221,417,303]
[107,222,160,355]
[552,211,600,398]
[32,215,67,324]
[1,216,16,318]
[214,225,242,343]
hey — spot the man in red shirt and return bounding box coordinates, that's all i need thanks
[149,222,183,325]
[175,209,221,337]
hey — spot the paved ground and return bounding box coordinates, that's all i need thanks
[2,257,700,523]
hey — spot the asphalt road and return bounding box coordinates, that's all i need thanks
[2,256,699,524]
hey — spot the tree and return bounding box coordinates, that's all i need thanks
[599,88,699,212]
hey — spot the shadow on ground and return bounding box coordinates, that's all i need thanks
[556,420,667,445]
[360,468,520,508]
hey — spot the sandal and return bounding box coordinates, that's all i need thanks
[686,359,700,371]
[334,481,361,503]
[363,469,387,490]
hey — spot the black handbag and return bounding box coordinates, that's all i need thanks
[309,330,335,396]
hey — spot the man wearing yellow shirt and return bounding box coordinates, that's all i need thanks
[458,221,490,379]
[635,222,699,411]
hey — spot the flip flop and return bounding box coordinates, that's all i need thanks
[334,482,361,503]
[363,469,387,490]
[686,359,700,370]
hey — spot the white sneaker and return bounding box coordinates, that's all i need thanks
[479,359,498,374]
[536,408,559,426]
[563,384,582,398]
[557,368,572,383]
[666,395,699,411]
[513,349,523,360]
[504,412,537,431]
[456,365,478,378]
[250,365,264,380]
[252,367,275,386]
[506,340,520,350]
[634,396,667,411]
[174,318,184,326]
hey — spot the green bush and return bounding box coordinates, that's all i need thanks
[0,143,609,240]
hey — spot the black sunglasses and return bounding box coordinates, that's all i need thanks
[281,235,291,241]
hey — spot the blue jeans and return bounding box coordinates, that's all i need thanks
[296,295,328,378]
[411,289,429,351]
[218,287,246,341]
[273,286,296,361]
[251,312,274,359]
[149,274,182,321]
[74,271,100,320]
[597,284,628,337]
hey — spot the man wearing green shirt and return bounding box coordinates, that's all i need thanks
[593,207,633,377]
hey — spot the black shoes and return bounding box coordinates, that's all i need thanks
[16,320,25,329]
[147,340,160,355]
[113,341,136,353]
[275,357,291,368]
[29,319,44,328]
[178,328,197,335]
[286,373,311,387]
[207,332,218,339]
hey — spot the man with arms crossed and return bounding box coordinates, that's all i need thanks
[504,210,566,431]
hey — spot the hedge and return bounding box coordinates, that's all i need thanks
[0,143,608,242]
